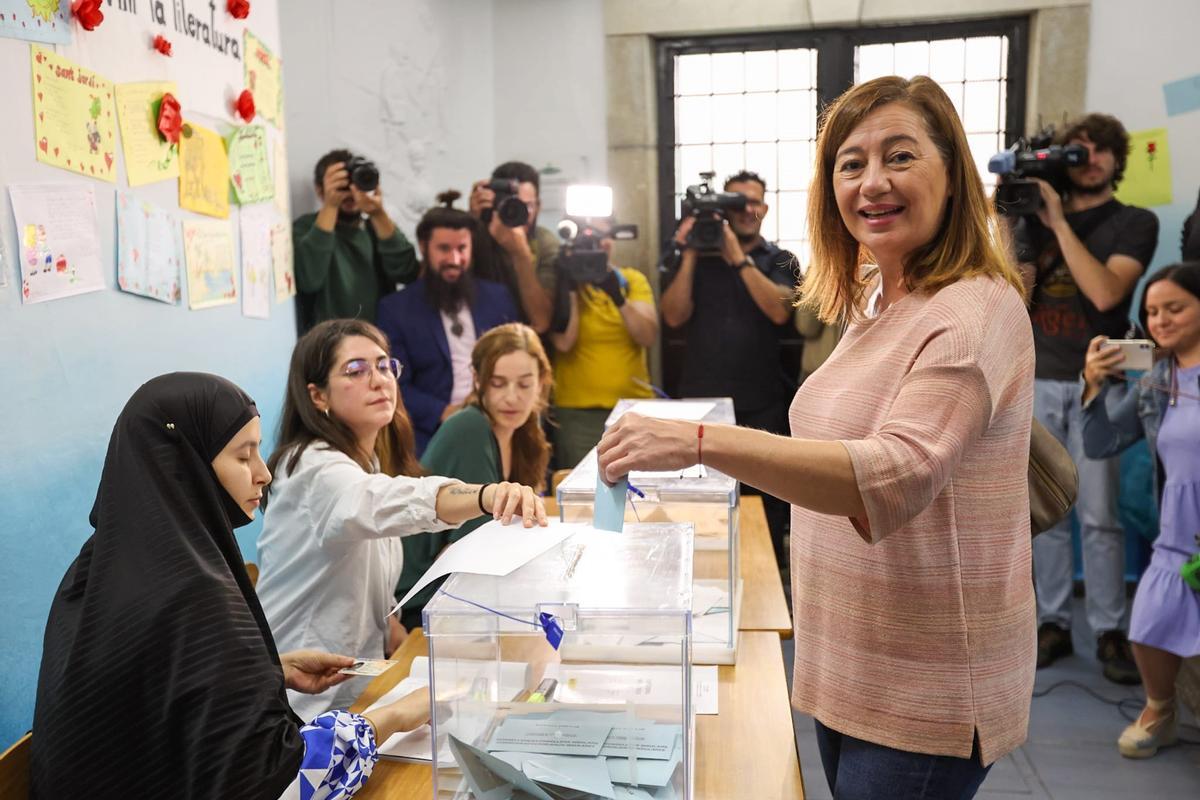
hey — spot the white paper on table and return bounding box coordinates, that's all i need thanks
[552,664,718,715]
[691,584,728,616]
[617,401,715,422]
[9,183,105,304]
[391,520,583,612]
[361,674,442,761]
[691,666,718,715]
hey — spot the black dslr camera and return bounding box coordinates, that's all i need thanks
[556,219,638,285]
[345,156,379,193]
[988,129,1088,215]
[681,171,747,252]
[481,179,530,228]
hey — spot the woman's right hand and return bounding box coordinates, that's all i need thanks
[1083,335,1125,402]
[482,482,548,527]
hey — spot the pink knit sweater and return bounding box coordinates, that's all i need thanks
[789,275,1036,766]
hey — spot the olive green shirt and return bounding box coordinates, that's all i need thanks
[473,224,560,325]
[293,212,419,329]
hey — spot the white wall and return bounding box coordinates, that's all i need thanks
[281,0,497,233]
[281,0,609,235]
[1086,0,1200,272]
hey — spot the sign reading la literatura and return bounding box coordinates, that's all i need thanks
[107,0,242,61]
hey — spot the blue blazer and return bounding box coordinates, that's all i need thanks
[377,277,518,453]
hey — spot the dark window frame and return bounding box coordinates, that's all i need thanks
[654,17,1029,395]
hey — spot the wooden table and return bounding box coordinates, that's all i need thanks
[350,629,805,799]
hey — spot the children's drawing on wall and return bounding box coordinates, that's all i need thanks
[8,183,104,304]
[182,219,237,309]
[179,122,231,218]
[115,81,180,187]
[116,191,182,305]
[1115,128,1173,209]
[272,135,290,220]
[0,1,71,45]
[31,45,116,182]
[239,208,272,319]
[270,220,295,302]
[228,125,273,205]
[244,29,282,127]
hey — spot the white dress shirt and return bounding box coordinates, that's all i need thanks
[255,442,457,722]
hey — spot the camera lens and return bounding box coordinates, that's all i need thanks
[496,196,530,228]
[350,161,379,192]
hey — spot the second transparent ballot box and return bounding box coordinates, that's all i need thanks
[422,523,695,800]
[557,397,741,664]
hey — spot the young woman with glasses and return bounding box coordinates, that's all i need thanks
[254,319,547,723]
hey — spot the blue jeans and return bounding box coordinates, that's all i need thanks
[814,720,991,800]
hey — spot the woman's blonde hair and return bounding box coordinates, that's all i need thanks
[465,323,553,490]
[801,75,1024,324]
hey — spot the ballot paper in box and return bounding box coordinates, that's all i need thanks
[557,397,741,665]
[422,523,695,800]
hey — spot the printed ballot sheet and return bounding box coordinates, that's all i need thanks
[392,520,581,611]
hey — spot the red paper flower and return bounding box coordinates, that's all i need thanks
[157,93,183,146]
[71,0,104,30]
[234,89,256,123]
[227,0,250,20]
[153,34,173,57]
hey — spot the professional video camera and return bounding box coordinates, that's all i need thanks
[988,129,1088,215]
[681,171,746,252]
[345,155,379,192]
[555,185,636,285]
[480,178,530,228]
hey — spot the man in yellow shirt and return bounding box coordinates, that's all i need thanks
[550,220,659,469]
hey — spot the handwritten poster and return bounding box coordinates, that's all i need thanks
[116,191,182,304]
[244,29,282,126]
[115,81,179,187]
[8,183,104,304]
[0,1,71,45]
[272,136,291,219]
[31,45,116,182]
[228,125,273,205]
[240,209,272,319]
[270,221,295,301]
[179,122,230,218]
[182,219,237,309]
[1115,128,1173,209]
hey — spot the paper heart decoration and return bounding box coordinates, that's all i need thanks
[233,174,243,189]
[35,52,43,64]
[35,74,41,82]
[104,152,113,170]
[37,92,42,101]
[38,137,47,153]
[38,112,44,121]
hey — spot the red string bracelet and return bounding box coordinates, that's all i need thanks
[697,423,705,467]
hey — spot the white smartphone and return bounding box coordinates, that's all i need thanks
[1102,338,1155,371]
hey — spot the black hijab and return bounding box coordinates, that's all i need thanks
[31,373,304,800]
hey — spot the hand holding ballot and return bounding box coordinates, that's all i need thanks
[597,413,700,485]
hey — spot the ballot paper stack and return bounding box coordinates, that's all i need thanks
[556,397,742,666]
[422,523,695,800]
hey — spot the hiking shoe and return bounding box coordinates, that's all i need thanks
[1097,630,1142,685]
[1036,622,1073,668]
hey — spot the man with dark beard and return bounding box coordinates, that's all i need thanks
[377,192,518,452]
[1013,113,1160,683]
[293,149,418,332]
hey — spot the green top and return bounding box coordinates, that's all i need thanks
[396,405,502,617]
[292,212,419,327]
[473,224,561,324]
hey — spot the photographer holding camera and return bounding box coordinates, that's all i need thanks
[1011,113,1160,682]
[293,149,418,333]
[469,161,560,334]
[550,218,659,468]
[659,170,796,559]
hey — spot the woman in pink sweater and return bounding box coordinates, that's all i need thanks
[599,76,1034,799]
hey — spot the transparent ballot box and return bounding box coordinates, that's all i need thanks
[423,523,695,800]
[557,398,741,664]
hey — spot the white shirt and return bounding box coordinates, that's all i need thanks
[255,443,457,722]
[440,307,477,405]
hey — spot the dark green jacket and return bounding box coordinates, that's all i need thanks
[396,405,501,624]
[292,212,418,330]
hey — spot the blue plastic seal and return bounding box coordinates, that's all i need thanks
[539,612,563,650]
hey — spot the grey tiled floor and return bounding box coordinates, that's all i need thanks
[781,610,1200,799]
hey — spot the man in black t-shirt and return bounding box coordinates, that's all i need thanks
[1014,113,1160,684]
[659,171,797,565]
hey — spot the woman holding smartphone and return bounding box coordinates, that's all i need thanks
[1081,261,1200,758]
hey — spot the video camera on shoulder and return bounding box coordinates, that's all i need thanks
[555,185,637,285]
[480,179,530,228]
[681,171,747,252]
[345,156,379,192]
[988,128,1088,216]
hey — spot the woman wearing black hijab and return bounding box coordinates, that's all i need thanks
[31,373,428,800]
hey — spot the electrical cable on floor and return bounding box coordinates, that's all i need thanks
[1033,680,1200,746]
